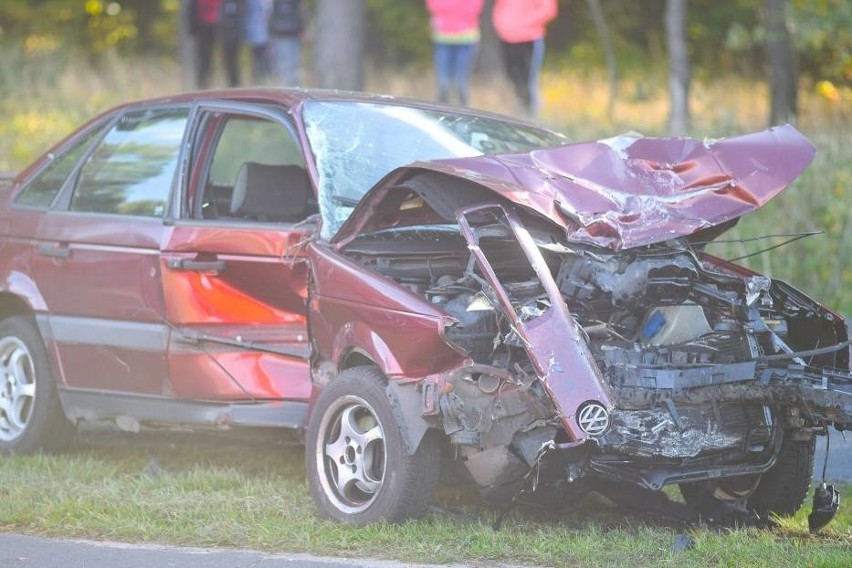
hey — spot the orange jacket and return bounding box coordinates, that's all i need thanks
[493,0,558,44]
[426,0,484,40]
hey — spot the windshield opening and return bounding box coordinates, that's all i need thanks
[302,100,566,238]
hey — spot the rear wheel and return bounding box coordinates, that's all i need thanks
[305,367,440,524]
[0,316,73,454]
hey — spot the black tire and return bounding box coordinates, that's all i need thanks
[749,437,815,517]
[305,367,440,524]
[679,481,702,506]
[679,436,815,520]
[0,316,74,454]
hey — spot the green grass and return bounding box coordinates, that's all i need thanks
[1,430,851,567]
[707,126,851,317]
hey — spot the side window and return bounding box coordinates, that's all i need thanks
[14,123,108,209]
[209,117,303,184]
[198,115,314,223]
[70,108,188,217]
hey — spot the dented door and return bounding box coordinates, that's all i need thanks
[161,103,315,402]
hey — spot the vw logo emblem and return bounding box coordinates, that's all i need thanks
[577,402,610,436]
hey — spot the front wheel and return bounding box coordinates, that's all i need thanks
[0,316,73,454]
[679,435,815,521]
[749,437,815,518]
[305,367,439,524]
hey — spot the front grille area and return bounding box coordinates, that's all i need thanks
[598,403,771,459]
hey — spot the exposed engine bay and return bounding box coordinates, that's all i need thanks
[340,204,851,516]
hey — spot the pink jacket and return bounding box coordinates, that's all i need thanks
[493,0,558,43]
[426,0,484,41]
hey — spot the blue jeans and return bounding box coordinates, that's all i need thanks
[528,37,545,115]
[433,42,478,106]
[271,36,302,87]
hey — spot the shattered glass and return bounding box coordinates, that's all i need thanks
[302,101,566,238]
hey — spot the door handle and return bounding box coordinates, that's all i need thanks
[167,258,226,272]
[37,243,72,259]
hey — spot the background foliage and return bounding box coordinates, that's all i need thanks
[0,1,849,314]
[0,0,849,85]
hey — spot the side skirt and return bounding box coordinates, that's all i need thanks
[58,388,308,430]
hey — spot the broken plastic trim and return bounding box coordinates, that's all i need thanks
[587,425,783,491]
[809,484,841,532]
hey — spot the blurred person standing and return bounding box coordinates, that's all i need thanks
[269,0,308,86]
[218,0,246,87]
[493,0,558,116]
[188,0,222,88]
[245,0,272,84]
[426,0,484,106]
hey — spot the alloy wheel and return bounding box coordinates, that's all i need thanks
[314,394,387,514]
[0,336,36,442]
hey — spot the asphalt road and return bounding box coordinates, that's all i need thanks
[814,429,852,483]
[0,534,499,568]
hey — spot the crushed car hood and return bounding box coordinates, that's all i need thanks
[335,125,815,251]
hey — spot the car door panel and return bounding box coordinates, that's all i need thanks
[30,106,189,396]
[33,214,168,394]
[162,225,312,401]
[162,108,314,403]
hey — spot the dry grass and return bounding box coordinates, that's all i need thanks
[1,50,849,312]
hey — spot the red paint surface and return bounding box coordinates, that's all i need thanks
[308,241,465,379]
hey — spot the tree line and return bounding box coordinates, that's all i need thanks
[1,0,848,129]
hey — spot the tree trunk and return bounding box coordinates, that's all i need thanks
[665,0,690,135]
[765,0,797,125]
[126,0,161,53]
[585,0,618,121]
[313,0,365,90]
[476,0,504,80]
[178,0,195,91]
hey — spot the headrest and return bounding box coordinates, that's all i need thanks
[230,162,310,222]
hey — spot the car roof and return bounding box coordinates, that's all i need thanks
[122,87,352,108]
[105,87,547,128]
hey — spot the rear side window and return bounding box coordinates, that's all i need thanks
[14,123,108,209]
[70,108,188,217]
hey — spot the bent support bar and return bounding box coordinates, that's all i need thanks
[763,365,852,426]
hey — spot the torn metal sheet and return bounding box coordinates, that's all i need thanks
[335,125,815,251]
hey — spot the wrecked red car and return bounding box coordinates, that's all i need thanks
[1,90,849,529]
